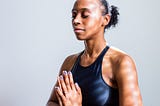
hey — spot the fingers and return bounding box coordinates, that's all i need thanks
[59,71,76,91]
[63,71,71,91]
[59,75,68,95]
[75,82,81,95]
[57,76,62,89]
[55,71,82,105]
[58,70,81,96]
[68,71,76,91]
[55,88,63,106]
[55,86,66,103]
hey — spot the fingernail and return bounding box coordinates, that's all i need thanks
[59,75,63,79]
[63,70,67,75]
[75,82,79,86]
[55,86,60,90]
[68,71,72,75]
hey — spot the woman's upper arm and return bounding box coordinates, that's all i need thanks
[115,55,143,106]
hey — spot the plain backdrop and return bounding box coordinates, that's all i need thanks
[0,0,160,106]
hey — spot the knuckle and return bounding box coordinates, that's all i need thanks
[65,82,70,87]
[70,81,74,85]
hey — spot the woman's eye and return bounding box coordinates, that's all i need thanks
[71,11,89,19]
[72,15,76,19]
[82,14,88,18]
[82,12,89,18]
[72,12,77,19]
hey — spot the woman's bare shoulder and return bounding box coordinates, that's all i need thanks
[107,46,136,74]
[59,52,80,74]
[108,46,132,62]
[108,47,142,105]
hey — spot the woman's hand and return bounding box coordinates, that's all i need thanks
[55,71,82,106]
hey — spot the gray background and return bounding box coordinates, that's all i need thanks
[0,0,159,106]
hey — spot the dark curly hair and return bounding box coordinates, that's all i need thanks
[99,0,120,29]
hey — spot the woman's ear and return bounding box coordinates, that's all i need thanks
[102,14,110,26]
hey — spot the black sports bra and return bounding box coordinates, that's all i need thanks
[71,46,119,106]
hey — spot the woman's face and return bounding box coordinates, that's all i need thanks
[72,0,107,40]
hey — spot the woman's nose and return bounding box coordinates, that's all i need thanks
[72,15,81,26]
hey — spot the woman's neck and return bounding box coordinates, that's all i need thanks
[84,38,107,58]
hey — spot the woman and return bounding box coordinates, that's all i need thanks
[47,0,143,105]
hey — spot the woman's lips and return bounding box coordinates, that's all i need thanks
[74,28,85,33]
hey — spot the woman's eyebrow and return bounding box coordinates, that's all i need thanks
[72,8,91,13]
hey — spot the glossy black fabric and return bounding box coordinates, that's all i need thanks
[71,46,119,106]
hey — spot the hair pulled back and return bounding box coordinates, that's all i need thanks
[99,0,119,29]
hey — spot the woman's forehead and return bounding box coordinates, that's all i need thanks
[73,0,101,11]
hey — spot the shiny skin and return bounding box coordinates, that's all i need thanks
[47,0,143,106]
[72,0,109,41]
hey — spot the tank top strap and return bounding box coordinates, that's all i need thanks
[96,45,110,62]
[99,45,109,59]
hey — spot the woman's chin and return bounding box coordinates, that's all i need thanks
[76,36,85,41]
[75,34,86,40]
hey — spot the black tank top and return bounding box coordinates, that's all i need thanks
[71,46,119,106]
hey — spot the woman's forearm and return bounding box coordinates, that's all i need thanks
[46,101,59,106]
